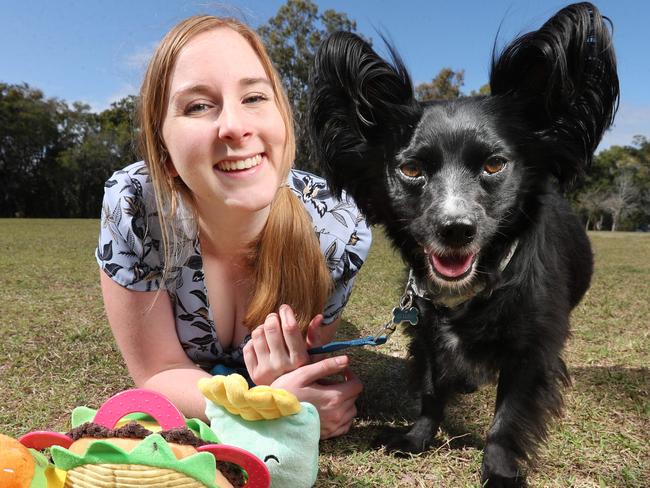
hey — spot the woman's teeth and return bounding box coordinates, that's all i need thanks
[216,154,262,172]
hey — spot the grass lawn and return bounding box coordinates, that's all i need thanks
[1,219,648,487]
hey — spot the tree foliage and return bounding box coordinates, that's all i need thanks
[0,83,138,217]
[257,0,364,172]
[571,137,650,231]
[415,68,465,101]
[0,0,647,229]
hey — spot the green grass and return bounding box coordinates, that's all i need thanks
[1,220,648,487]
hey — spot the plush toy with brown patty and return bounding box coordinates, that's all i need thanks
[18,389,270,488]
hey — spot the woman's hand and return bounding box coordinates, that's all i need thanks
[243,304,319,385]
[243,304,363,438]
[270,355,363,439]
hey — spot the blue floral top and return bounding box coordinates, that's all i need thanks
[96,161,371,370]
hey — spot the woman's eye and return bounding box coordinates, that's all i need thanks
[483,157,507,175]
[185,103,210,114]
[399,162,423,178]
[243,94,268,104]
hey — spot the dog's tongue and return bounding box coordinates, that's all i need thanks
[429,253,475,278]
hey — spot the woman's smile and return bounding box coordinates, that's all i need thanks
[215,153,263,173]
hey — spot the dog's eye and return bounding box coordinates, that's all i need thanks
[483,158,507,175]
[399,162,423,178]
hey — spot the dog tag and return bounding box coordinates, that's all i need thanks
[392,306,418,325]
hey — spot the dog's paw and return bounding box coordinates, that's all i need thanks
[481,444,527,487]
[481,474,527,488]
[373,428,431,456]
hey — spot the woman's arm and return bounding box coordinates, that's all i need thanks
[100,271,211,420]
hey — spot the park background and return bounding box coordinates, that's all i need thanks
[1,1,648,486]
[1,0,649,228]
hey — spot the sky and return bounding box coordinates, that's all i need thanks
[2,0,649,151]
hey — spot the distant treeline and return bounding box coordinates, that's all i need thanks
[0,83,138,218]
[1,0,649,229]
[1,81,649,230]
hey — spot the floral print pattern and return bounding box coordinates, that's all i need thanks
[96,162,371,371]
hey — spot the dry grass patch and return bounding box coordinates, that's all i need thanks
[0,221,647,487]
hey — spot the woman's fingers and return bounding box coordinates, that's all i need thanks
[242,340,258,372]
[268,359,364,439]
[279,305,308,366]
[292,355,350,386]
[321,400,357,439]
[318,385,360,439]
[305,314,324,348]
[262,313,285,354]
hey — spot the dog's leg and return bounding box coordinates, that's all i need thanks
[481,355,567,487]
[375,353,449,454]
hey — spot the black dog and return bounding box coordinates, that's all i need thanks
[309,3,618,486]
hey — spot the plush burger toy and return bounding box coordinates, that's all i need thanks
[18,389,270,488]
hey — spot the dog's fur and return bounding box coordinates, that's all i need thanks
[309,3,618,486]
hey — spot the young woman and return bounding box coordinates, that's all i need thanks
[96,15,370,439]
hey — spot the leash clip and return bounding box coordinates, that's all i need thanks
[375,288,419,342]
[307,277,421,355]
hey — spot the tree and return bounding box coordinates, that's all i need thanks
[258,0,364,172]
[601,170,638,231]
[469,83,491,96]
[57,96,139,217]
[575,188,606,231]
[0,83,65,216]
[570,136,650,231]
[415,68,465,101]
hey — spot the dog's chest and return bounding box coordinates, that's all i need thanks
[430,315,498,387]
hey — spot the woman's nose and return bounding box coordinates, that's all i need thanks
[217,104,251,142]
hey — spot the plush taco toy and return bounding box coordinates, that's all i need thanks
[19,389,270,488]
[199,375,320,488]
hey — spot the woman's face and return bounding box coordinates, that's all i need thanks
[162,27,287,214]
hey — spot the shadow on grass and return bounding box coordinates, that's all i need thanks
[337,320,486,453]
[569,364,649,413]
[336,320,649,456]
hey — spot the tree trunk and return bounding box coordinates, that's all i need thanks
[596,215,604,230]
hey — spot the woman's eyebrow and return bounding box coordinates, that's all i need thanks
[240,77,272,88]
[170,84,213,102]
[171,78,271,102]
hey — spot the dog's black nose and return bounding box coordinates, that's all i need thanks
[437,221,477,248]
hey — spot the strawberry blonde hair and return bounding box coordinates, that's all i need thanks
[139,15,331,332]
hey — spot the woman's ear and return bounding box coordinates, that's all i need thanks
[489,2,619,181]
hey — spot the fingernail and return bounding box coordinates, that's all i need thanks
[335,356,348,365]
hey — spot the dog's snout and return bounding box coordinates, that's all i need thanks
[437,220,477,248]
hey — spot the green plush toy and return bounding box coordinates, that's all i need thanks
[199,375,320,488]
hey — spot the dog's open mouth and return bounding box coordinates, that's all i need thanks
[428,252,477,281]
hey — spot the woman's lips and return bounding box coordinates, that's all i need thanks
[215,153,262,172]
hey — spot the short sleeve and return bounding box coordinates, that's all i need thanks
[96,162,164,292]
[322,211,371,324]
[288,169,372,324]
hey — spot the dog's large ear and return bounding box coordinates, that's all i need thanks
[309,31,420,221]
[490,2,619,184]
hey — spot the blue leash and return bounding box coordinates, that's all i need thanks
[308,294,419,355]
[307,335,390,355]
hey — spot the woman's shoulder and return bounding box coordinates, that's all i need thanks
[102,161,157,219]
[287,167,372,275]
[97,161,163,290]
[287,168,364,233]
[105,161,153,195]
